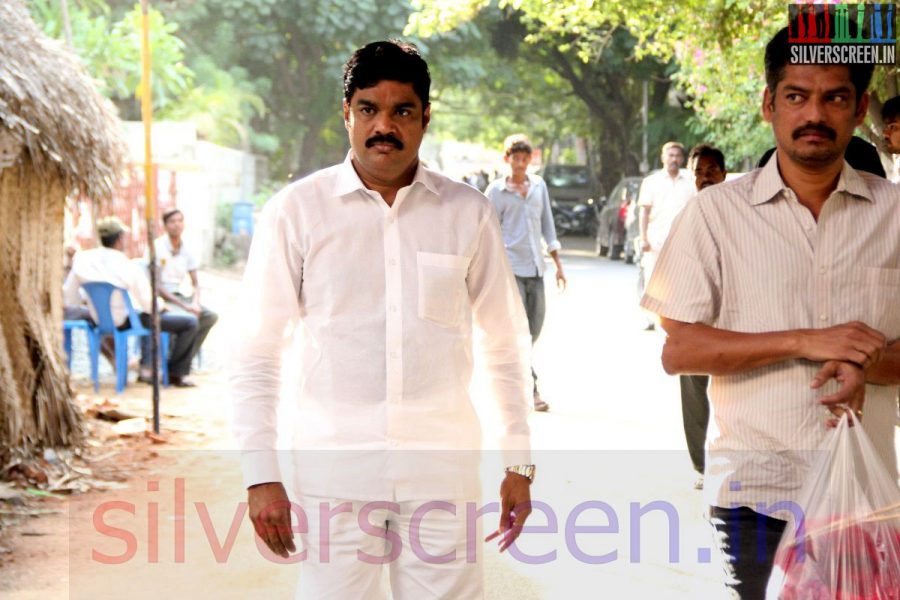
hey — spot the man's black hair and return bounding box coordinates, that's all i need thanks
[765,26,874,104]
[343,40,430,108]
[100,231,123,248]
[882,96,900,124]
[688,144,725,172]
[162,208,183,224]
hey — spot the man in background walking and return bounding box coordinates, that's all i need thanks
[485,134,566,411]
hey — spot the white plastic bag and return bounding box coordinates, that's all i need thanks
[771,411,900,599]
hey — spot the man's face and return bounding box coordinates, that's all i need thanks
[661,147,685,173]
[343,80,430,185]
[763,65,867,169]
[883,119,900,154]
[505,151,532,177]
[692,155,726,191]
[164,212,184,238]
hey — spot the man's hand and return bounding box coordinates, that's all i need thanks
[640,238,651,253]
[248,482,296,558]
[555,268,567,291]
[189,298,202,317]
[485,472,532,552]
[811,360,866,425]
[798,322,887,369]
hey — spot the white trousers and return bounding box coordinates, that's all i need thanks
[293,495,485,600]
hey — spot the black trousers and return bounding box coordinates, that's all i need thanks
[679,374,710,473]
[172,292,218,362]
[710,506,788,600]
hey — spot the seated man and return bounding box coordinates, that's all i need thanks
[63,216,199,387]
[147,208,218,368]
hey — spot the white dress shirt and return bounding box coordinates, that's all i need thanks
[231,156,532,501]
[63,247,152,326]
[637,168,695,251]
[641,156,899,513]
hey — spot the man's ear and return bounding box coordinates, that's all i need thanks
[762,87,775,123]
[343,100,351,130]
[855,91,870,125]
[423,103,431,129]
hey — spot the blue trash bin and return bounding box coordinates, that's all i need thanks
[232,201,254,235]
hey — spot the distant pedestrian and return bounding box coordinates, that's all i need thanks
[882,95,900,182]
[636,141,694,330]
[485,134,566,412]
[147,208,218,370]
[679,143,726,490]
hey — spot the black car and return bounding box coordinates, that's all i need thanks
[541,164,596,207]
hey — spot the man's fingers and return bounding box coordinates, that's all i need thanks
[277,521,296,554]
[261,523,288,557]
[810,362,839,389]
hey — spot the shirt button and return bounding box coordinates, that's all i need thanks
[819,313,828,321]
[389,440,399,448]
[391,350,399,358]
[386,216,395,224]
[819,266,826,274]
[389,258,397,266]
[389,305,398,313]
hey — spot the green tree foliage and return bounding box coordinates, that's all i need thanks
[28,1,269,150]
[411,0,900,168]
[29,1,193,119]
[410,3,694,190]
[164,0,423,178]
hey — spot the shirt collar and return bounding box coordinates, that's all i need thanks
[503,173,534,193]
[334,152,438,198]
[750,150,874,206]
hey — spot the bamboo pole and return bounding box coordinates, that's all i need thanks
[139,0,161,433]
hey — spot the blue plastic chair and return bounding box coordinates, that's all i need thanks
[63,319,94,369]
[80,282,170,393]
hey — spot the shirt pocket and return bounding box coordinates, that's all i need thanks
[864,267,900,338]
[417,252,470,328]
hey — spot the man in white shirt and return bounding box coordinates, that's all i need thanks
[637,141,694,329]
[485,134,566,412]
[231,41,534,599]
[148,208,218,369]
[63,216,199,386]
[641,28,899,598]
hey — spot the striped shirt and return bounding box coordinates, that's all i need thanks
[641,154,900,512]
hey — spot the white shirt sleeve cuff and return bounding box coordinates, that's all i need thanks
[546,240,562,254]
[240,450,282,489]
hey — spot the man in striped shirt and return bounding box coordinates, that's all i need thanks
[641,27,899,599]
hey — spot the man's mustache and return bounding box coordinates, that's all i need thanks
[792,124,836,140]
[366,134,403,150]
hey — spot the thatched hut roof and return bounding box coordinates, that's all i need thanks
[0,0,125,200]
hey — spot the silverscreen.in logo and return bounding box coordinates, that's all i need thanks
[789,3,896,65]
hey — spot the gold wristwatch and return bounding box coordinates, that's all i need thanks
[505,464,536,483]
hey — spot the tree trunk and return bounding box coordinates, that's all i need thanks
[0,160,83,465]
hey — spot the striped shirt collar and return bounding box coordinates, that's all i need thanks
[750,150,874,206]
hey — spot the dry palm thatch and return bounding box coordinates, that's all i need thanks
[0,0,126,464]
